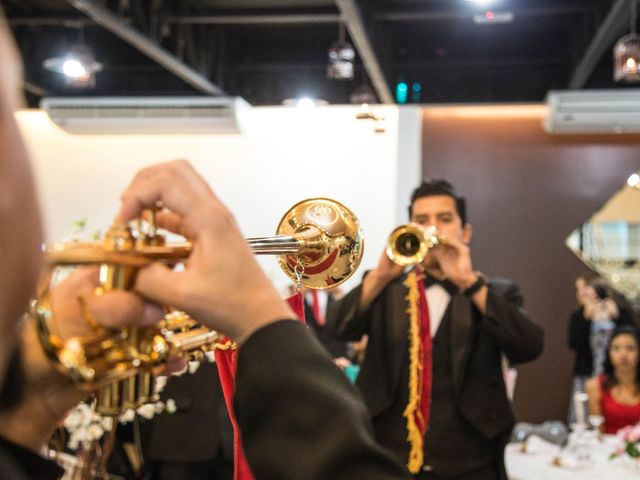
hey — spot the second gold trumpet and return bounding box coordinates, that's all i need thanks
[386,224,442,266]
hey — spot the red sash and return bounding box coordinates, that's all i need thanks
[214,292,305,480]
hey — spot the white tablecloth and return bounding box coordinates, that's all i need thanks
[505,435,640,480]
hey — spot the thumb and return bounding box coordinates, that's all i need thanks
[134,263,185,308]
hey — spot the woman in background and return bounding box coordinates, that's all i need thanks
[586,326,640,434]
[567,273,635,422]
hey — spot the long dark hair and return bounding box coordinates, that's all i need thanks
[602,325,640,391]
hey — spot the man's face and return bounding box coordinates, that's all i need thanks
[410,195,471,268]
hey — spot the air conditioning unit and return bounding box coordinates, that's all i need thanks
[544,89,640,134]
[40,96,250,134]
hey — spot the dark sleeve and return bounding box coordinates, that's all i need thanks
[480,278,544,365]
[0,436,64,480]
[616,307,636,327]
[325,282,373,341]
[235,320,410,480]
[568,309,590,350]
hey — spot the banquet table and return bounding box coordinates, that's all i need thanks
[505,434,640,480]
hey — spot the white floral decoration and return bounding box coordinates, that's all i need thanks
[63,402,114,451]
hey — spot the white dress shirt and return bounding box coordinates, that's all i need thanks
[426,284,451,337]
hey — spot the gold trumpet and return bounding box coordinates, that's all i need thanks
[33,198,363,415]
[386,224,442,266]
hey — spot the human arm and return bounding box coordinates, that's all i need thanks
[478,278,544,364]
[585,377,603,430]
[430,235,487,313]
[235,320,410,480]
[118,160,411,478]
[358,252,404,313]
[118,160,293,345]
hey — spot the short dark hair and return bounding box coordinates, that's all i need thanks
[408,179,467,224]
[603,325,640,391]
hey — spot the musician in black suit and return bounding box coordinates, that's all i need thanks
[0,18,410,474]
[327,179,544,480]
[0,144,411,480]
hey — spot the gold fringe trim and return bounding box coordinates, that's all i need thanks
[213,338,238,351]
[402,270,424,474]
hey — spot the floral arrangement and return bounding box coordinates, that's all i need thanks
[611,423,640,460]
[56,360,206,477]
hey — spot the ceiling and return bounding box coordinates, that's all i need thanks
[3,0,638,107]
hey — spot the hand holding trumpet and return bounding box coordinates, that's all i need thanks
[3,160,301,449]
[118,160,295,345]
[359,216,486,317]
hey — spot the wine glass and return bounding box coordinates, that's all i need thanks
[588,414,605,442]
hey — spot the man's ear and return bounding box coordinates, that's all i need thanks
[462,223,472,244]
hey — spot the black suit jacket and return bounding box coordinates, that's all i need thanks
[304,294,350,358]
[326,273,544,463]
[0,437,63,480]
[235,320,411,480]
[143,362,232,463]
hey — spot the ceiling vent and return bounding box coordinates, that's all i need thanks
[40,96,250,134]
[544,89,640,134]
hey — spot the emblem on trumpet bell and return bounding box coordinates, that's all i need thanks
[275,198,364,289]
[308,203,338,225]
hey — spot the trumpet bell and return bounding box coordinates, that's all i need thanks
[386,224,440,266]
[275,198,364,289]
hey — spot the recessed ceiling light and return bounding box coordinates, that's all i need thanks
[465,0,495,5]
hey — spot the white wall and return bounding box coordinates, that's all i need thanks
[17,104,421,293]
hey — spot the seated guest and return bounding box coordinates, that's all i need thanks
[586,325,640,434]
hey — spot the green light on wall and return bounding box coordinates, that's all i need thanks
[396,82,408,104]
[412,82,422,102]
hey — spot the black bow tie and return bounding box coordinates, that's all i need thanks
[424,276,458,296]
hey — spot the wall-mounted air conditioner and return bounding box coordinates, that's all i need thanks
[40,96,250,134]
[544,89,640,134]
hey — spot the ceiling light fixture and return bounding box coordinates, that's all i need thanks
[282,97,329,108]
[296,97,317,109]
[327,22,355,81]
[43,26,102,88]
[472,10,513,24]
[614,0,640,82]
